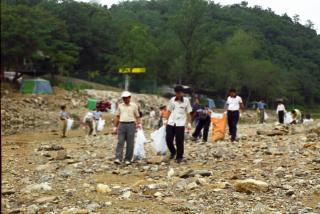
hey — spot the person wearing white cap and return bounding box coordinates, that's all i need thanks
[113,91,141,165]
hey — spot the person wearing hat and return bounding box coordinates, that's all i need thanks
[113,91,141,165]
[165,85,193,163]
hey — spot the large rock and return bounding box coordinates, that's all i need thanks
[21,182,52,193]
[147,156,167,164]
[180,169,212,178]
[96,184,111,193]
[234,179,269,193]
[34,196,57,204]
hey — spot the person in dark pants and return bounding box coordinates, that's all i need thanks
[191,106,211,143]
[276,101,286,124]
[225,89,244,142]
[165,85,192,163]
[59,105,69,138]
[113,91,141,165]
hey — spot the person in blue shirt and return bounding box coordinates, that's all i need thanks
[92,108,102,132]
[256,100,266,124]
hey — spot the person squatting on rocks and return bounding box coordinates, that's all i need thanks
[92,108,102,132]
[257,100,266,124]
[291,109,302,124]
[83,111,96,136]
[225,88,245,142]
[165,85,192,163]
[191,105,211,143]
[113,91,141,165]
[276,101,286,124]
[59,105,69,138]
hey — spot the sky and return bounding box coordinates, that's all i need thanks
[80,0,320,32]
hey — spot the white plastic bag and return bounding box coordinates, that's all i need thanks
[134,129,147,159]
[66,119,74,131]
[150,126,167,155]
[97,119,105,132]
[264,112,269,120]
[284,112,293,124]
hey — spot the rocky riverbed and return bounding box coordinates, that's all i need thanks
[1,121,320,214]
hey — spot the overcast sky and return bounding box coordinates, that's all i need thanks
[80,0,320,33]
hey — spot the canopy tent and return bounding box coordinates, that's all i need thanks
[20,78,53,94]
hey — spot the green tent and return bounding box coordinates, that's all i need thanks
[20,78,53,94]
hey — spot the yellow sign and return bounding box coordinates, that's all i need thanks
[119,67,146,74]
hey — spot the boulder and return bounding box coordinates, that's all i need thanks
[234,179,269,193]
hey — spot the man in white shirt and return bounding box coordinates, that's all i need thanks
[165,85,192,163]
[225,88,245,142]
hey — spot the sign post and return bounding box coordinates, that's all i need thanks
[119,68,146,91]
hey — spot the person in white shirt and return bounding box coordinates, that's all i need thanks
[165,85,192,163]
[59,105,69,138]
[225,88,245,142]
[276,101,286,124]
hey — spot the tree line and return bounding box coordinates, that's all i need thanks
[1,0,320,107]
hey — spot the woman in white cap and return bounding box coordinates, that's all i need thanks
[113,91,141,165]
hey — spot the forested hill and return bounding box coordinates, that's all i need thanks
[1,0,320,106]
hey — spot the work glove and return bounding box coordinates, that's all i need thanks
[187,123,192,134]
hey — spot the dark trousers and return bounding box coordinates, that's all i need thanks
[166,125,185,160]
[192,118,211,141]
[116,122,136,161]
[278,111,284,124]
[259,109,265,123]
[227,110,240,141]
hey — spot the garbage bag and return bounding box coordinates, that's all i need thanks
[211,112,227,142]
[150,126,167,155]
[97,119,105,132]
[134,129,147,159]
[284,112,293,124]
[66,119,74,131]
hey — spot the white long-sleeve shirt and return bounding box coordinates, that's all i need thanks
[276,104,286,114]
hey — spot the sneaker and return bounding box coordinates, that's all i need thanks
[114,159,121,164]
[190,136,197,141]
[176,158,184,164]
[125,161,131,165]
[169,153,175,160]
